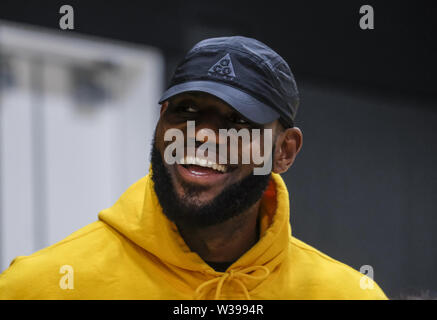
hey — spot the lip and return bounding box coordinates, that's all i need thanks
[174,163,233,186]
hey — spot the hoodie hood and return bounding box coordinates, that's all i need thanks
[98,168,292,299]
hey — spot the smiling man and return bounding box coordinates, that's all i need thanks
[0,36,387,300]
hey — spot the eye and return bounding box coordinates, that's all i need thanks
[184,106,198,113]
[229,113,249,125]
[176,105,198,113]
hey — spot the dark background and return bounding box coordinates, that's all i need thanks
[1,0,436,299]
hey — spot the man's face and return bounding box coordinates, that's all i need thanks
[151,92,278,227]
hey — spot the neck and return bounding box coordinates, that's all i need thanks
[177,200,262,263]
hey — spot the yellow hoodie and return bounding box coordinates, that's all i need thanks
[0,171,387,300]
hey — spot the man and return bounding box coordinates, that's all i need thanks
[0,36,387,299]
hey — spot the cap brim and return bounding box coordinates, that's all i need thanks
[158,80,279,125]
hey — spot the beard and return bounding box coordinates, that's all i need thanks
[149,138,272,228]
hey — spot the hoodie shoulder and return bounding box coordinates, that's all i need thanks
[288,236,388,300]
[0,221,122,299]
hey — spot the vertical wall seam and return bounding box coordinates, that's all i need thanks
[31,56,47,251]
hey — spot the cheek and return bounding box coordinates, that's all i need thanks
[155,130,165,153]
[230,134,264,166]
[244,136,265,160]
[244,133,274,168]
[240,142,254,164]
[155,123,174,153]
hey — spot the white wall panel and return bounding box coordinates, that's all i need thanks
[0,22,164,272]
[1,57,35,268]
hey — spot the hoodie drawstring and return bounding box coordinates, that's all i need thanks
[194,265,270,300]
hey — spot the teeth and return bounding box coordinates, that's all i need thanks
[180,155,227,173]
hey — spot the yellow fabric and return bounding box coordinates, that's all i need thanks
[194,266,270,300]
[0,171,388,300]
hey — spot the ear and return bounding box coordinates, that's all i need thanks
[272,127,303,174]
[159,101,169,117]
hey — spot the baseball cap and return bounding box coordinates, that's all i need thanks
[158,36,299,128]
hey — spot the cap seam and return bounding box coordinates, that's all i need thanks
[190,44,264,64]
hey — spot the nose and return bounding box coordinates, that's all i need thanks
[187,113,225,143]
[185,114,227,163]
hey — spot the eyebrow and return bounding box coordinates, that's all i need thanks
[173,97,197,105]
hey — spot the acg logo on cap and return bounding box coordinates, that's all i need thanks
[207,53,236,81]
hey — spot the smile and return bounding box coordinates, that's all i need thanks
[174,155,236,186]
[179,155,227,173]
